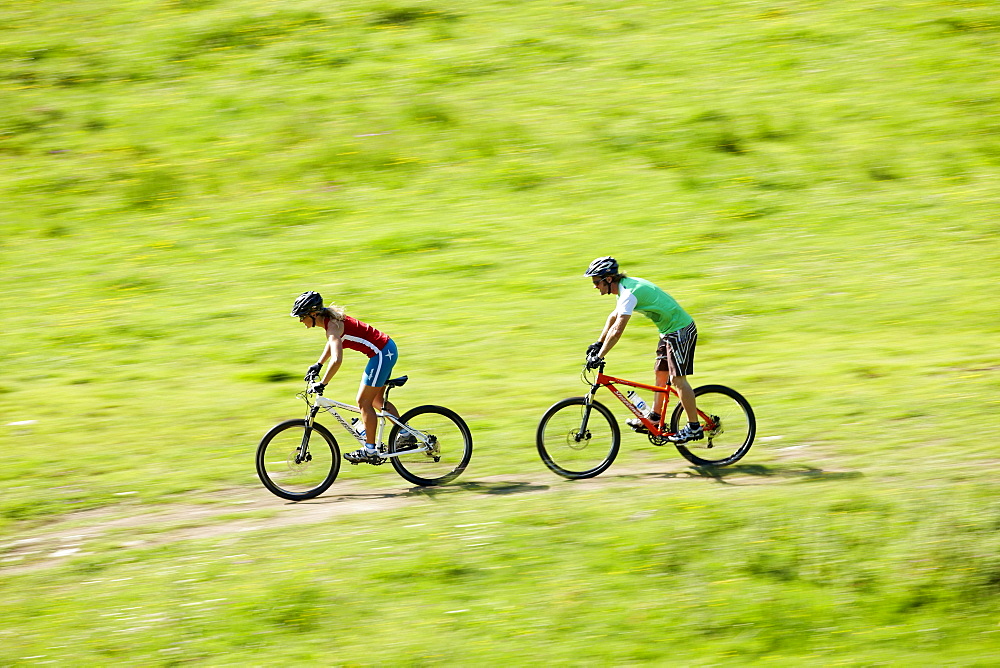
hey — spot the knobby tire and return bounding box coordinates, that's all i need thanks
[669,384,755,467]
[256,419,341,501]
[537,397,621,479]
[388,405,473,486]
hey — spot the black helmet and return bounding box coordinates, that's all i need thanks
[290,291,324,317]
[584,256,619,278]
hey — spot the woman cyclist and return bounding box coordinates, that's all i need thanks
[290,291,407,463]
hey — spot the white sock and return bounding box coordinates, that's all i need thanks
[364,443,377,453]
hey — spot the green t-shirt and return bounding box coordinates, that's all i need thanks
[616,276,693,335]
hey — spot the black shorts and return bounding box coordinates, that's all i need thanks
[655,321,697,378]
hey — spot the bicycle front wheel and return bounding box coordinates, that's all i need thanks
[670,385,755,467]
[256,419,341,500]
[389,405,473,486]
[537,397,620,479]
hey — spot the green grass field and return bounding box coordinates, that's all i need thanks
[2,0,999,663]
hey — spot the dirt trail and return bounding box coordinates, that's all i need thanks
[0,457,854,575]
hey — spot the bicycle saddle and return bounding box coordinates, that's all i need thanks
[385,375,409,388]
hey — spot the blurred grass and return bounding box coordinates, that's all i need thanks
[2,0,999,662]
[3,482,1000,663]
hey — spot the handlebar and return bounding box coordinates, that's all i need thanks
[298,379,324,403]
[581,358,605,386]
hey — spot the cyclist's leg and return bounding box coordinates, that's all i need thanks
[373,386,398,420]
[665,322,700,424]
[627,343,669,433]
[356,384,381,446]
[345,381,384,462]
[652,337,672,417]
[356,339,400,441]
[671,375,699,423]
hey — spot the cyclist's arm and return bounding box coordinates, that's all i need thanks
[316,320,345,385]
[597,310,617,343]
[595,284,636,358]
[317,334,343,385]
[598,313,630,358]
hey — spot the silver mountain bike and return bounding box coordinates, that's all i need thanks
[256,376,473,500]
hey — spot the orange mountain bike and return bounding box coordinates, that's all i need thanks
[537,360,755,479]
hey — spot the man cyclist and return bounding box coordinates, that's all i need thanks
[583,257,703,444]
[290,291,410,463]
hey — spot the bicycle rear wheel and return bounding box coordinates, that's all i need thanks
[256,419,340,500]
[389,405,472,486]
[537,397,620,479]
[669,385,755,467]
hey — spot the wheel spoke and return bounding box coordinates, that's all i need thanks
[671,386,755,467]
[256,420,340,500]
[390,406,472,486]
[537,398,620,479]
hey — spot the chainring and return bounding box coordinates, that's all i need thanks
[647,433,672,447]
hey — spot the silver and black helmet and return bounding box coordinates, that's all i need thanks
[583,256,619,278]
[290,291,325,317]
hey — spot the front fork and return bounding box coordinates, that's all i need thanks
[577,387,600,439]
[299,406,320,462]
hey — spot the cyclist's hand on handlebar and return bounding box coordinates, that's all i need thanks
[304,362,323,382]
[586,355,604,370]
[585,341,602,358]
[309,382,326,395]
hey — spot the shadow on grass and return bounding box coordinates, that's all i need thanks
[626,463,863,486]
[291,480,550,505]
[289,464,860,506]
[405,480,551,499]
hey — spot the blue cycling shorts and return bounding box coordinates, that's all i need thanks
[362,338,398,387]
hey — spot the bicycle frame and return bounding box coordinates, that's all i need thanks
[299,389,435,460]
[584,364,717,436]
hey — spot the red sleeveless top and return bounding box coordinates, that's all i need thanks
[341,316,390,358]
